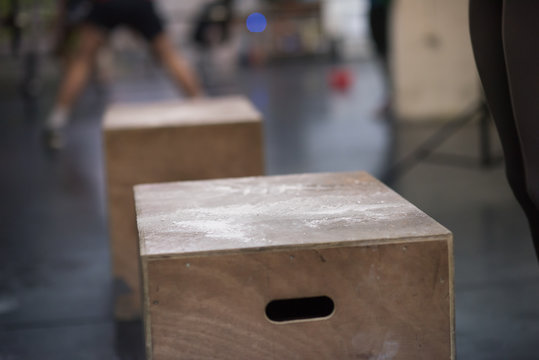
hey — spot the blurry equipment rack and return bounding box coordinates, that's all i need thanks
[383,101,504,183]
[262,0,326,60]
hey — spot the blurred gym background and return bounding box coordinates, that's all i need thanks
[0,0,538,359]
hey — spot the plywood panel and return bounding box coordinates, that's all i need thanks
[135,172,449,258]
[145,240,451,359]
[104,96,265,319]
[135,171,454,359]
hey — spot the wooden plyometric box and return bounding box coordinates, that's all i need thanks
[134,172,454,360]
[103,96,265,320]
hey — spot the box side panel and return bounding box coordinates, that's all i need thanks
[107,122,264,186]
[141,257,153,360]
[106,122,264,319]
[146,239,452,360]
[448,234,455,360]
[108,186,143,319]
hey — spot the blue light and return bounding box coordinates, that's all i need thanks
[246,13,267,33]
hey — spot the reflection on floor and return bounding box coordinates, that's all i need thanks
[0,58,538,360]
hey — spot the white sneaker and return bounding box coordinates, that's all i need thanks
[43,126,64,150]
[44,106,69,150]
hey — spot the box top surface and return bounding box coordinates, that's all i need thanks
[103,95,261,130]
[135,172,450,259]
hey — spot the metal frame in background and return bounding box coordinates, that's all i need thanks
[382,101,504,183]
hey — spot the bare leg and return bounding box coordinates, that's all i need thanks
[44,25,105,149]
[54,25,106,111]
[151,33,203,97]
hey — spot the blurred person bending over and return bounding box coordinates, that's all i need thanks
[469,0,539,261]
[45,0,203,149]
[52,0,90,63]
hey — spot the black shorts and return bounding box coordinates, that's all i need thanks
[85,0,165,41]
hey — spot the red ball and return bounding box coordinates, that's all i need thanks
[329,69,353,92]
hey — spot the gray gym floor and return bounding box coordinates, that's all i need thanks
[0,56,538,359]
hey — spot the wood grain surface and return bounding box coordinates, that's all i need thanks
[145,240,452,359]
[103,96,261,130]
[104,96,265,320]
[135,172,450,258]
